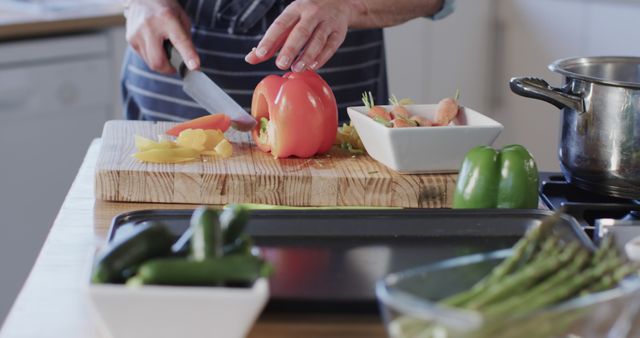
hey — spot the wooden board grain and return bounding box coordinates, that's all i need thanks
[95,120,457,207]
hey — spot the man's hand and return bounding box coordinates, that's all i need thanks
[125,0,199,74]
[244,0,364,72]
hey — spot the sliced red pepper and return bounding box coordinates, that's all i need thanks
[251,70,337,158]
[166,114,231,137]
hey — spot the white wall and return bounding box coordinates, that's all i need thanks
[491,0,584,171]
[385,0,496,115]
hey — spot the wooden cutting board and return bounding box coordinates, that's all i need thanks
[95,120,458,207]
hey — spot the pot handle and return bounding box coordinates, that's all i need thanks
[510,77,585,112]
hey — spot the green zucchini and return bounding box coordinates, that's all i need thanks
[220,204,250,245]
[190,206,222,260]
[128,255,269,286]
[91,221,175,284]
[173,205,251,257]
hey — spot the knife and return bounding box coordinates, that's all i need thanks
[164,41,257,132]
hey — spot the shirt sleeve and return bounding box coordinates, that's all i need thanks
[428,0,455,20]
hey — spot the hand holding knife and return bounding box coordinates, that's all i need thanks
[164,41,257,132]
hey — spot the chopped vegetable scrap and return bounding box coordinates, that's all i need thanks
[133,128,233,163]
[335,122,365,154]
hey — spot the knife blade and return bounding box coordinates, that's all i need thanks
[164,41,257,132]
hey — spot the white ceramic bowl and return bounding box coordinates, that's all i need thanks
[88,278,269,338]
[347,104,504,173]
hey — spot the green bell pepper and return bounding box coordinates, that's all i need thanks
[453,144,539,209]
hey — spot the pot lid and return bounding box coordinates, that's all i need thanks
[549,56,640,89]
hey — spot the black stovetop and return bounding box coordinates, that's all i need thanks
[539,172,640,237]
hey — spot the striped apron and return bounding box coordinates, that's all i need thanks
[121,0,388,123]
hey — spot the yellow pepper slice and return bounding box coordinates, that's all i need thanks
[214,139,233,158]
[135,135,178,152]
[133,147,200,163]
[203,129,225,150]
[176,128,207,152]
[133,128,233,163]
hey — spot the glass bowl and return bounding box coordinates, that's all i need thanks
[376,250,640,338]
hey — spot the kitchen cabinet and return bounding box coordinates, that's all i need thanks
[0,30,122,323]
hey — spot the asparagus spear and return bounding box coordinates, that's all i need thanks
[482,247,591,318]
[441,215,560,307]
[484,213,559,285]
[503,254,624,317]
[533,236,561,261]
[586,263,640,294]
[476,255,624,338]
[465,242,580,310]
[484,262,634,338]
[592,235,615,265]
[429,219,636,338]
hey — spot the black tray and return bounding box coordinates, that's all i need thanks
[109,209,592,313]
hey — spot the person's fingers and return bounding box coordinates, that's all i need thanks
[165,17,200,70]
[244,25,292,65]
[129,39,143,58]
[253,8,299,62]
[276,14,321,70]
[244,47,260,64]
[145,34,174,74]
[291,23,330,72]
[313,30,346,69]
[133,43,150,69]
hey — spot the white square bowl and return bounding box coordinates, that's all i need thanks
[347,104,504,174]
[88,278,269,338]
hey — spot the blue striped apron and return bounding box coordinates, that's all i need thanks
[121,0,388,123]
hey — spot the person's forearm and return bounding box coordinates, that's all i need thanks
[348,0,444,28]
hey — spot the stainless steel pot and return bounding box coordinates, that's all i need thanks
[510,56,640,200]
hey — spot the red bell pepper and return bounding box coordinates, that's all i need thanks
[251,70,338,158]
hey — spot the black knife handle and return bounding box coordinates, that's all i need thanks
[163,40,187,77]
